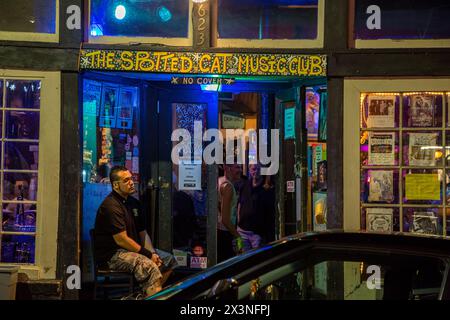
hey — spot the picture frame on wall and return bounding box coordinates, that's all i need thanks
[366,208,393,233]
[366,95,395,128]
[313,192,327,232]
[99,85,118,128]
[306,89,320,140]
[116,87,136,130]
[411,211,438,235]
[318,91,327,142]
[408,94,435,127]
[83,80,102,116]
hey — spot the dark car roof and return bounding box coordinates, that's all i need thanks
[149,231,450,300]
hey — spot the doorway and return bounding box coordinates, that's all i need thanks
[80,72,327,279]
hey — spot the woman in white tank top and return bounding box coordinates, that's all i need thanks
[217,164,244,262]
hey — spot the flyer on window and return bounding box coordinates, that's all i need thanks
[366,95,395,128]
[411,211,438,235]
[405,174,440,201]
[368,132,395,165]
[366,208,393,233]
[408,132,438,166]
[409,95,435,127]
[368,170,394,203]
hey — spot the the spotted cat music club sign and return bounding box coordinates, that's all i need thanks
[79,49,326,77]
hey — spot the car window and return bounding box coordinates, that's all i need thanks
[237,257,446,300]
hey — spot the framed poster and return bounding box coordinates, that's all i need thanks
[99,85,118,128]
[411,211,438,235]
[408,95,435,127]
[316,160,327,191]
[313,192,327,231]
[368,170,394,203]
[408,132,438,166]
[318,91,327,142]
[366,208,393,233]
[368,132,395,166]
[116,87,137,130]
[367,95,395,128]
[306,90,320,140]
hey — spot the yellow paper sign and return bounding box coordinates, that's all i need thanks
[405,174,440,201]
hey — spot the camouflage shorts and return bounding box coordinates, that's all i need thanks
[108,249,177,293]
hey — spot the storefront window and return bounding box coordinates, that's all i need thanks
[89,0,190,39]
[307,86,327,231]
[218,0,318,40]
[360,92,448,236]
[354,0,450,40]
[82,79,140,279]
[0,0,56,34]
[0,79,41,264]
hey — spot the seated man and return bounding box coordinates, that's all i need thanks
[94,166,177,298]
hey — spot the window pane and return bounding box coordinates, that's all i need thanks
[0,0,56,34]
[5,110,40,139]
[6,80,41,109]
[2,204,36,233]
[402,131,442,167]
[4,142,39,170]
[402,94,443,128]
[1,234,35,264]
[403,207,443,236]
[355,0,450,40]
[218,0,318,40]
[90,0,189,38]
[2,173,38,201]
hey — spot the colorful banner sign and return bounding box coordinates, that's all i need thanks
[79,50,326,77]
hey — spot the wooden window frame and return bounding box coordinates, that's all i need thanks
[344,78,450,237]
[0,1,59,43]
[0,69,61,280]
[212,0,325,49]
[87,0,194,46]
[348,0,450,49]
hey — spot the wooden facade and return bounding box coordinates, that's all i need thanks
[1,0,450,299]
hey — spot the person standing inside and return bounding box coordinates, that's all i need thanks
[217,163,244,263]
[94,166,177,298]
[237,163,276,251]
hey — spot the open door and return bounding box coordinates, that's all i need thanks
[153,88,219,266]
[276,86,307,236]
[276,81,328,236]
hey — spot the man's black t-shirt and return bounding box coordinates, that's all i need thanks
[94,191,145,264]
[237,180,275,243]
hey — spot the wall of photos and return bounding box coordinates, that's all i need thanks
[360,92,450,236]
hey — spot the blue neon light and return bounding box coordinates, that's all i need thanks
[157,6,172,22]
[115,5,127,20]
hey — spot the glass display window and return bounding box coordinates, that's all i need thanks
[89,0,192,46]
[1,78,41,265]
[215,0,324,48]
[402,207,443,236]
[82,80,140,184]
[0,0,58,42]
[359,91,448,235]
[352,0,450,48]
